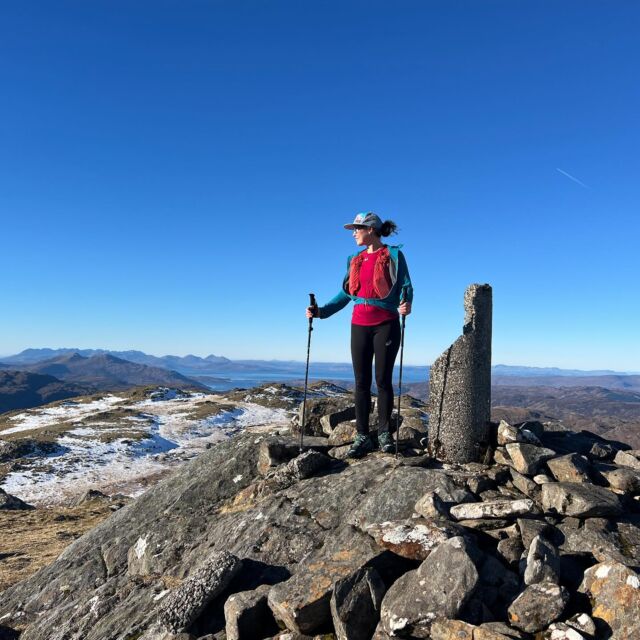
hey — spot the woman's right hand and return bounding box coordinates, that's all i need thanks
[306,306,319,319]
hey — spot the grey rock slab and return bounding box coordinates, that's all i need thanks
[613,449,640,470]
[158,551,242,633]
[505,443,556,476]
[267,524,383,635]
[128,532,177,577]
[380,536,481,637]
[450,499,534,521]
[541,482,623,518]
[556,519,633,566]
[224,584,277,640]
[546,454,591,483]
[330,566,385,640]
[348,465,470,530]
[365,518,461,561]
[579,560,640,639]
[0,431,314,640]
[507,581,569,634]
[523,535,560,585]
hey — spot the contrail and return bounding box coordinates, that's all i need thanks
[556,168,590,189]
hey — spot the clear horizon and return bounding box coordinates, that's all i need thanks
[1,345,638,375]
[1,2,638,371]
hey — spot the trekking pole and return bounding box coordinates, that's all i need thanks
[300,293,317,453]
[395,290,407,459]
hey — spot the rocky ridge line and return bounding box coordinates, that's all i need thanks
[0,387,638,640]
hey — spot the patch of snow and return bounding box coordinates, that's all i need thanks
[595,564,612,579]
[1,392,290,506]
[232,475,243,483]
[134,537,148,560]
[87,595,100,616]
[1,395,125,435]
[627,574,640,589]
[153,590,170,602]
[389,616,409,632]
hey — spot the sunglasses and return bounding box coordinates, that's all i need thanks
[352,226,370,233]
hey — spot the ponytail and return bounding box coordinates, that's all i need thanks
[378,219,398,237]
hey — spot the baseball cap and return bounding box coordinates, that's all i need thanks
[343,212,383,230]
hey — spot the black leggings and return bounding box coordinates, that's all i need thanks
[350,318,401,435]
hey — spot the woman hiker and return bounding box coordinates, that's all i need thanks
[306,212,413,458]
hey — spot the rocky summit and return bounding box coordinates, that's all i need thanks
[0,386,639,640]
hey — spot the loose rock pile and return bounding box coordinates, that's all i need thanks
[0,390,639,640]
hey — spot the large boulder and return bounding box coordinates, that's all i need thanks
[523,535,560,585]
[613,449,640,470]
[579,561,640,639]
[449,499,534,521]
[546,453,591,483]
[364,518,461,561]
[330,567,386,640]
[504,443,556,476]
[158,551,242,633]
[507,582,569,633]
[267,525,385,634]
[541,482,623,517]
[224,584,277,640]
[379,536,481,637]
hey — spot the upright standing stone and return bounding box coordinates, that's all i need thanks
[428,284,492,463]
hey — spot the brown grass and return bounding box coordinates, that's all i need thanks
[0,502,116,592]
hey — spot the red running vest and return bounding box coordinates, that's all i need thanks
[351,248,399,326]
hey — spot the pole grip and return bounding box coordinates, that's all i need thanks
[309,293,317,326]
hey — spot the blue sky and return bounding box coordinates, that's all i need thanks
[1,1,638,369]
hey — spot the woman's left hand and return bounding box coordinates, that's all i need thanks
[399,301,412,316]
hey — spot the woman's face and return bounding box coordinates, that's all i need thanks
[352,225,375,246]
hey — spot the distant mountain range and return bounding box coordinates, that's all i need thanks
[0,370,92,413]
[1,348,233,372]
[492,374,640,392]
[0,353,209,413]
[2,348,636,378]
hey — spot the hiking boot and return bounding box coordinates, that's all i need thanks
[377,430,395,453]
[347,433,374,459]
